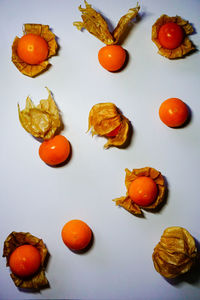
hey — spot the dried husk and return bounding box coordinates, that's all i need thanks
[88,102,130,148]
[73,1,140,45]
[152,227,197,278]
[113,167,166,215]
[18,87,61,140]
[12,23,58,77]
[152,15,195,59]
[3,231,49,289]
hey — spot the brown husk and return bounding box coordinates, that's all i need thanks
[18,87,61,140]
[152,15,195,59]
[88,102,130,148]
[113,167,166,215]
[3,231,49,289]
[12,23,58,77]
[73,1,140,45]
[152,227,197,278]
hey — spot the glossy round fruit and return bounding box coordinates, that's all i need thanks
[61,219,92,251]
[39,135,71,166]
[98,45,126,71]
[159,98,189,127]
[9,245,41,278]
[158,22,184,50]
[17,33,49,65]
[106,124,121,137]
[129,176,158,207]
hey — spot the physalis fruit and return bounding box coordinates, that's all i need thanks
[12,24,58,77]
[159,98,189,128]
[3,231,49,289]
[73,1,140,71]
[39,135,71,166]
[62,219,92,251]
[113,167,166,216]
[18,88,71,166]
[152,15,195,59]
[152,227,197,278]
[88,102,130,148]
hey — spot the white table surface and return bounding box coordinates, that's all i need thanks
[0,0,200,299]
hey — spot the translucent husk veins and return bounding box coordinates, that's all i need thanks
[73,1,140,45]
[88,102,130,148]
[152,227,197,278]
[18,87,61,140]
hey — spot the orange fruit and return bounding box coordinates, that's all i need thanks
[129,176,158,206]
[98,45,126,71]
[17,33,48,65]
[106,124,121,137]
[61,219,92,251]
[9,245,41,277]
[159,98,189,127]
[158,22,184,50]
[39,135,71,166]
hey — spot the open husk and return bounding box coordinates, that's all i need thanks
[3,231,49,289]
[73,1,140,45]
[88,102,130,148]
[18,87,61,140]
[12,23,58,77]
[113,167,166,215]
[152,15,195,59]
[152,227,197,278]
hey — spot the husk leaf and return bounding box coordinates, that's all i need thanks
[152,227,197,278]
[88,102,130,148]
[73,1,140,45]
[18,87,61,140]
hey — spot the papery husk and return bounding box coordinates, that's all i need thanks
[18,87,61,140]
[12,23,58,77]
[3,231,49,289]
[88,102,130,148]
[73,1,140,45]
[152,15,195,59]
[113,167,166,215]
[152,227,197,278]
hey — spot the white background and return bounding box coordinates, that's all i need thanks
[0,0,200,299]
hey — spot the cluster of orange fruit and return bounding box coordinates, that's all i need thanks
[3,221,92,289]
[13,4,192,165]
[6,1,196,289]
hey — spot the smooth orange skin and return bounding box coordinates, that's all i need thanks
[39,135,71,166]
[129,176,158,207]
[159,98,188,127]
[98,45,126,72]
[17,33,49,65]
[9,245,41,278]
[158,22,184,50]
[106,124,121,137]
[61,219,92,251]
